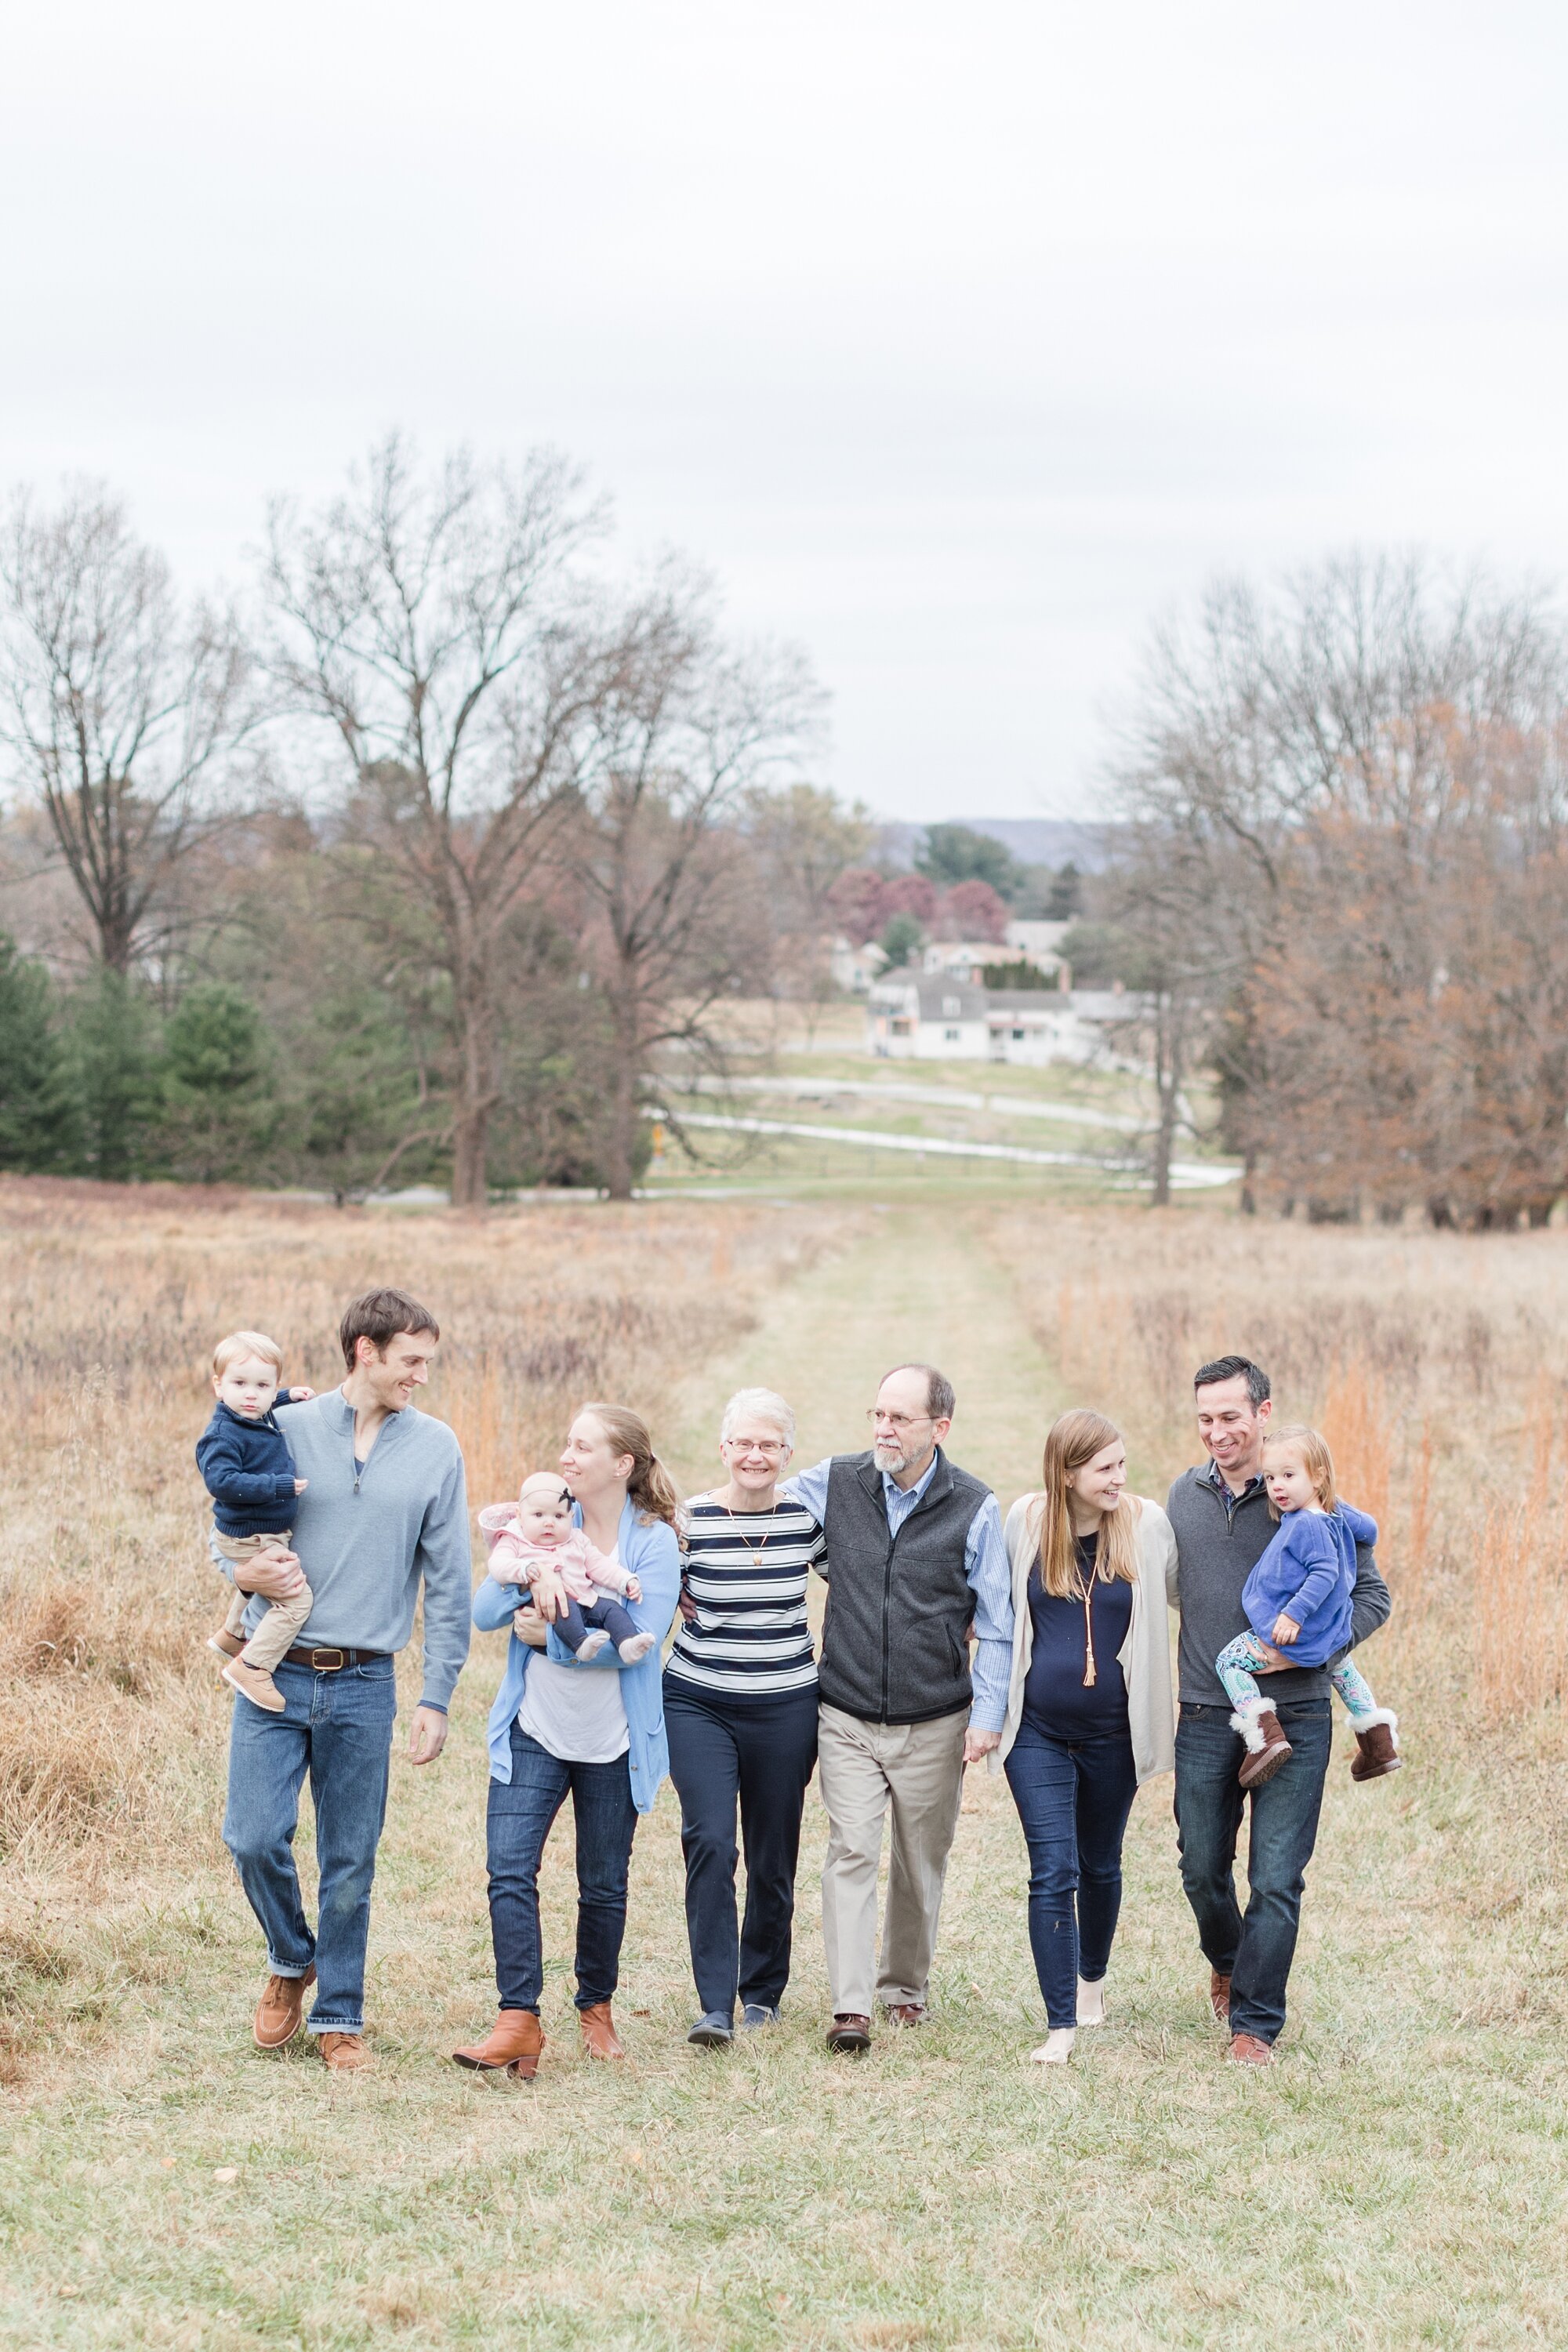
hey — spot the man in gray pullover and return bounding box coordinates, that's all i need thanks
[218,1287,470,2071]
[1167,1354,1389,2066]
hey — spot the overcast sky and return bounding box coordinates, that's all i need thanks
[4,2,1565,822]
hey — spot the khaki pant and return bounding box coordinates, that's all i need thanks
[216,1530,312,1673]
[818,1702,967,2017]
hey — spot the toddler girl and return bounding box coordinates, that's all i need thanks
[479,1471,655,1663]
[1216,1423,1402,1790]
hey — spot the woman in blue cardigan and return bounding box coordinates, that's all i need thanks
[453,1403,681,2080]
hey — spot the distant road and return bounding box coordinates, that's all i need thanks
[657,1109,1237,1190]
[664,1073,1150,1133]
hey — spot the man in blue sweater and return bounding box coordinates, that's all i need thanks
[1166,1355,1389,2067]
[218,1287,471,2072]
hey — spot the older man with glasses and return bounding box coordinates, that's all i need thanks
[787,1363,1013,2053]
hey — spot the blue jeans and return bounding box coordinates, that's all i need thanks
[1004,1715,1140,2030]
[1174,1699,1331,2047]
[485,1723,640,2014]
[221,1656,397,2034]
[665,1680,819,2017]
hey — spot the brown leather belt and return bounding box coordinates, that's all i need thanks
[282,1646,387,1672]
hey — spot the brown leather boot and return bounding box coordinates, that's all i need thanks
[1228,2031,1275,2066]
[578,2001,625,2059]
[1236,1708,1293,1788]
[452,2009,546,2079]
[253,1965,315,2049]
[1350,1715,1403,1781]
[1208,1969,1232,2026]
[319,2031,372,2072]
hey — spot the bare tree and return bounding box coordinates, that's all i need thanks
[263,435,615,1206]
[0,485,255,971]
[562,591,825,1199]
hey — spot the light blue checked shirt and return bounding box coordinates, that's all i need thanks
[788,1453,1014,1733]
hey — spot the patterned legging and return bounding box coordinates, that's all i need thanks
[1217,1632,1380,1721]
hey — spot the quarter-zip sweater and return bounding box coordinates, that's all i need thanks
[1166,1465,1390,1708]
[217,1390,471,1711]
[815,1448,994,1725]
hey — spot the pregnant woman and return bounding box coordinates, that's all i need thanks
[453,1403,680,2079]
[666,1388,825,2046]
[996,1409,1178,2065]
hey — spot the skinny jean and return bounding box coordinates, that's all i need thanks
[664,1679,819,2017]
[1004,1714,1139,2031]
[485,1722,640,2015]
[221,1655,397,2034]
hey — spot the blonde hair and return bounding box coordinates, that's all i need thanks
[577,1403,680,1527]
[1034,1409,1140,1596]
[719,1388,796,1449]
[1263,1423,1338,1515]
[212,1330,284,1380]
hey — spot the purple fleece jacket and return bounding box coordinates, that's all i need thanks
[1240,1501,1380,1668]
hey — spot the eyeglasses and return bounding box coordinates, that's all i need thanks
[866,1410,932,1433]
[723,1436,791,1457]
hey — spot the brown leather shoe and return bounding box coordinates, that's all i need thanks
[885,2002,925,2027]
[452,2009,546,2080]
[1237,1708,1293,1789]
[208,1628,246,1659]
[253,1965,314,2049]
[319,2031,372,2072]
[1209,1969,1232,2026]
[223,1658,287,1714]
[1350,1719,1403,1780]
[1228,2031,1275,2066]
[826,2013,872,2053]
[578,2002,625,2060]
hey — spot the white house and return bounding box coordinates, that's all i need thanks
[867,976,1143,1067]
[829,935,884,993]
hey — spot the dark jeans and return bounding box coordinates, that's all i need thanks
[1174,1698,1331,2047]
[1004,1714,1140,2029]
[554,1593,639,1655]
[664,1679,819,2017]
[485,1722,640,2014]
[221,1655,397,2034]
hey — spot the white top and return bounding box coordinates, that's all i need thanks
[516,1547,631,1764]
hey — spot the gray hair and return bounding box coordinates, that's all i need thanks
[719,1387,797,1449]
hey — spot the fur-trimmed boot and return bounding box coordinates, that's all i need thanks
[1232,1704,1293,1789]
[1348,1709,1402,1781]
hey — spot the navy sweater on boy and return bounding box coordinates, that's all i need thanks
[197,1393,299,1539]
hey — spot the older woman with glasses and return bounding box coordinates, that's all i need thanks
[666,1388,826,2047]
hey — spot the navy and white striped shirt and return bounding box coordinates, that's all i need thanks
[666,1495,826,1699]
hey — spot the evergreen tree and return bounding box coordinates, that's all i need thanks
[64,971,163,1181]
[0,938,82,1171]
[157,982,277,1182]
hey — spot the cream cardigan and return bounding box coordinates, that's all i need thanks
[993,1494,1179,1784]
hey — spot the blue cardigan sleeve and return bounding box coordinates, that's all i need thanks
[1276,1517,1342,1624]
[543,1513,681,1671]
[473,1576,523,1633]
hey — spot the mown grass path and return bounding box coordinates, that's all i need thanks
[3,1207,1565,2348]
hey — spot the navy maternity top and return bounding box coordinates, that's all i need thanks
[1022,1534,1134,1740]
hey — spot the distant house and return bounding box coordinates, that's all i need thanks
[829,935,885,993]
[867,976,1145,1067]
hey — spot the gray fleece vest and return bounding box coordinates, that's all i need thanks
[817,1448,989,1725]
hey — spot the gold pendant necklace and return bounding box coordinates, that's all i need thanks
[722,1497,773,1570]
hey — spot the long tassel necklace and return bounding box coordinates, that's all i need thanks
[723,1495,774,1569]
[1078,1544,1098,1688]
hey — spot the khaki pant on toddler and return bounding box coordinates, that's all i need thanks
[214,1530,313,1671]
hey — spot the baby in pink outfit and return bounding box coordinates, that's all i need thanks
[479,1470,655,1664]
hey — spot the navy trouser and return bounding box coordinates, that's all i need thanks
[1174,1698,1331,2047]
[664,1679,819,2018]
[1004,1715,1140,2030]
[221,1656,397,2034]
[485,1722,640,2014]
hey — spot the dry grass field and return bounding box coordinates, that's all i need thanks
[1,1176,1565,2349]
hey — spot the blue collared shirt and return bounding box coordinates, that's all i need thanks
[788,1454,1014,1733]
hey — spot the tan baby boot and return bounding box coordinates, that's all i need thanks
[223,1658,287,1713]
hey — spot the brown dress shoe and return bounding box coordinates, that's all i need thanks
[885,2003,925,2027]
[578,2002,625,2059]
[319,2031,372,2072]
[452,2009,546,2080]
[253,1965,315,2049]
[1350,1719,1403,1780]
[1237,1709,1293,1789]
[1209,1969,1232,2026]
[826,2013,872,2053]
[1228,2031,1275,2067]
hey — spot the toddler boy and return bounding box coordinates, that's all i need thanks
[198,1330,314,1713]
